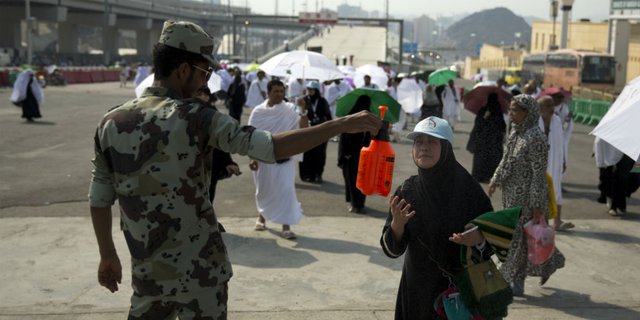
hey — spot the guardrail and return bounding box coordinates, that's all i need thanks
[570,98,612,126]
[0,67,122,87]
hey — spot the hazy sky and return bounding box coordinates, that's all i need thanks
[237,0,611,21]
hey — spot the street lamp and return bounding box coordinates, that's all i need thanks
[25,0,33,65]
[549,0,559,50]
[560,0,575,49]
[244,20,249,62]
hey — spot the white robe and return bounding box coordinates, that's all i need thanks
[554,102,573,165]
[442,86,460,127]
[134,66,151,87]
[217,69,233,92]
[539,115,565,205]
[325,83,340,119]
[246,78,269,108]
[593,137,624,168]
[287,79,304,101]
[248,101,304,225]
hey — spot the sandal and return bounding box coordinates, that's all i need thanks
[254,219,266,231]
[555,221,574,231]
[281,230,297,240]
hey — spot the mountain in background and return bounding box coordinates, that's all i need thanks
[441,7,532,60]
[446,7,531,48]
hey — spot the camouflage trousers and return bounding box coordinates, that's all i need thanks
[128,281,228,320]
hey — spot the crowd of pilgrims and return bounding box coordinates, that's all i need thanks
[194,66,635,318]
[11,59,638,318]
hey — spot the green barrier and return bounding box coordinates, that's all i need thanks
[573,99,592,123]
[587,100,611,125]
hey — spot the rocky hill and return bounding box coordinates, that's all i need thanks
[444,7,532,56]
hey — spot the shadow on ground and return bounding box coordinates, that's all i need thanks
[516,287,640,320]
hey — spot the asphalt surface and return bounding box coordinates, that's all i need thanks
[0,81,639,319]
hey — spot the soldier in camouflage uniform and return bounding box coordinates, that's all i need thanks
[89,20,382,320]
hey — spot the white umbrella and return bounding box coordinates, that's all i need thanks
[591,75,640,161]
[259,50,343,82]
[337,65,356,76]
[354,64,388,90]
[396,78,424,113]
[135,73,222,98]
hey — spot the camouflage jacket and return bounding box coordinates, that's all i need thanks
[88,86,275,297]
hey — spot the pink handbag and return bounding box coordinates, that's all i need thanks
[524,216,555,265]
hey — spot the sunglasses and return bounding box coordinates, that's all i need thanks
[191,64,213,80]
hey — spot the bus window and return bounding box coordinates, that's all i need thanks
[582,56,615,84]
[547,54,578,68]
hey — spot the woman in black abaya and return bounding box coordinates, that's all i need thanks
[299,80,332,183]
[380,116,493,319]
[338,95,372,214]
[467,93,506,183]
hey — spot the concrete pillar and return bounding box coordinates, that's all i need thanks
[103,26,119,65]
[136,29,151,57]
[58,22,79,55]
[610,19,630,89]
[0,19,21,49]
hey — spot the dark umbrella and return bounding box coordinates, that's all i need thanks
[540,87,572,102]
[462,85,512,114]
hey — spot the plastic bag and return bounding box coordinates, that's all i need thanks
[524,216,555,265]
[433,287,476,320]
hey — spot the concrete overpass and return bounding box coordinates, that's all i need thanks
[0,0,309,65]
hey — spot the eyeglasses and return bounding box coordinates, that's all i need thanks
[191,65,213,80]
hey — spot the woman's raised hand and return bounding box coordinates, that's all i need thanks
[390,196,416,226]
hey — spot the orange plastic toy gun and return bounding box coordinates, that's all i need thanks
[356,106,395,197]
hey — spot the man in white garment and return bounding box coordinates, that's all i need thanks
[360,75,380,89]
[287,78,304,102]
[249,79,309,239]
[325,79,352,142]
[324,81,340,119]
[538,96,573,231]
[551,92,573,180]
[217,68,233,93]
[386,77,404,142]
[246,70,269,109]
[441,79,460,130]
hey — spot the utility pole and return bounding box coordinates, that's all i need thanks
[228,0,232,56]
[549,0,559,50]
[275,0,278,15]
[25,0,32,65]
[385,0,389,62]
[103,0,110,65]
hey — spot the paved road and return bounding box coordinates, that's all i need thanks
[0,82,639,319]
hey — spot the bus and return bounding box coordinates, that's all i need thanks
[543,49,616,92]
[521,53,546,86]
[520,49,616,92]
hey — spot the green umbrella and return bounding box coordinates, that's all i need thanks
[427,68,457,86]
[244,63,261,72]
[336,88,401,123]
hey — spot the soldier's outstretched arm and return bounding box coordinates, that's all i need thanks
[90,206,122,293]
[272,110,381,160]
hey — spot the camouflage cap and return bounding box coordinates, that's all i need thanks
[158,20,216,65]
